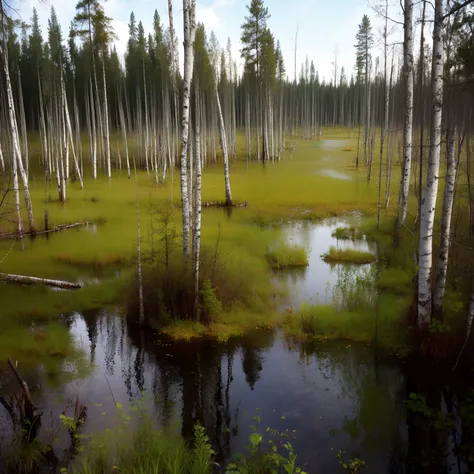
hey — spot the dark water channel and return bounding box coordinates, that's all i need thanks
[1,308,474,473]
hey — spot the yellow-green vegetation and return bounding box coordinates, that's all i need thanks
[283,293,411,352]
[265,242,309,269]
[0,129,418,362]
[322,246,376,264]
[377,268,414,295]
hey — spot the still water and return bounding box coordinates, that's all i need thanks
[1,307,472,473]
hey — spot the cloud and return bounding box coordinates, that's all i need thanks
[196,4,221,30]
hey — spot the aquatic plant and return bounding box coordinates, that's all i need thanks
[332,226,363,241]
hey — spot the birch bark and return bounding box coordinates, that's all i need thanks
[400,0,414,226]
[433,127,458,314]
[418,0,444,328]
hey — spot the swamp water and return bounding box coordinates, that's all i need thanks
[1,220,474,473]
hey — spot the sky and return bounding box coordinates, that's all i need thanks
[10,0,414,82]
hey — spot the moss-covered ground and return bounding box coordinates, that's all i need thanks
[2,128,470,361]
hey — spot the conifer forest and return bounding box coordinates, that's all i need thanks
[1,0,474,472]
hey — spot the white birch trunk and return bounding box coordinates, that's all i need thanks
[433,127,457,314]
[61,70,83,188]
[90,80,98,179]
[193,87,202,320]
[400,0,414,226]
[215,82,233,206]
[102,58,111,179]
[179,0,196,261]
[0,42,35,232]
[418,0,444,328]
[0,140,5,174]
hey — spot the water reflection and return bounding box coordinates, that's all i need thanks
[2,308,473,472]
[274,220,375,310]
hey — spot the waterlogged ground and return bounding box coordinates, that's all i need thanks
[274,219,376,310]
[0,133,431,472]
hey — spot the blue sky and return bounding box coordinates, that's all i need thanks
[12,0,409,81]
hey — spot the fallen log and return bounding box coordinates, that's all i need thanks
[0,272,81,289]
[203,201,248,208]
[0,221,89,239]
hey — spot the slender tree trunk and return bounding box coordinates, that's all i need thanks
[215,83,233,206]
[418,0,444,328]
[400,0,414,226]
[90,80,98,179]
[61,69,83,188]
[0,139,4,174]
[433,127,458,314]
[0,42,35,233]
[102,57,111,179]
[193,86,202,320]
[377,2,389,230]
[418,0,427,217]
[179,0,197,261]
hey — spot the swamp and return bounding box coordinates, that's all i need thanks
[1,0,474,472]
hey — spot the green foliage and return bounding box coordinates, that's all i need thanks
[200,279,223,319]
[322,246,376,264]
[336,450,367,473]
[225,413,307,474]
[266,242,309,269]
[72,418,213,474]
[193,424,215,474]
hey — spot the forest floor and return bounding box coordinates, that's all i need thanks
[1,128,466,363]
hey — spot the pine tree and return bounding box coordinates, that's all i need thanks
[241,0,270,161]
[355,15,374,166]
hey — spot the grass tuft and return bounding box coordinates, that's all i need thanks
[266,242,309,269]
[332,226,363,240]
[322,246,376,264]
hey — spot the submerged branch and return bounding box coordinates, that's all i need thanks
[0,221,89,239]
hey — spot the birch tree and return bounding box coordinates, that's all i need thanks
[209,32,233,206]
[0,7,35,233]
[433,127,458,314]
[192,85,202,319]
[418,0,445,328]
[399,0,414,226]
[179,0,197,260]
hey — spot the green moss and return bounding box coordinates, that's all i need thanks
[266,242,309,269]
[322,246,376,264]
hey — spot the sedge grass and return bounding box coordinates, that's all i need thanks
[322,246,376,264]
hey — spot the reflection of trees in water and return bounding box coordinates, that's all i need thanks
[296,340,405,470]
[241,346,263,390]
[82,308,99,364]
